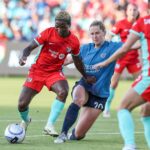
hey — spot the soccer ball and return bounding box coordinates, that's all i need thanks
[4,123,26,144]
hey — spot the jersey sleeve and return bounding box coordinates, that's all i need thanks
[130,18,142,37]
[34,28,51,45]
[71,37,80,56]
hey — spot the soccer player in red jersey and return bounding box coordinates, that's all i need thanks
[94,3,150,149]
[103,3,141,118]
[18,11,95,136]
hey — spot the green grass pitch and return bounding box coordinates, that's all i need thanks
[0,77,148,150]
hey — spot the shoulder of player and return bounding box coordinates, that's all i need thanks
[133,17,145,27]
[81,43,93,49]
[69,32,80,45]
[115,19,126,25]
[70,31,79,40]
[40,27,54,34]
[105,40,122,47]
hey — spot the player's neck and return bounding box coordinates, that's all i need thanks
[94,40,105,49]
[127,17,135,23]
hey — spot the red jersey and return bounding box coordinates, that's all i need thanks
[131,15,150,76]
[111,19,139,62]
[31,27,80,76]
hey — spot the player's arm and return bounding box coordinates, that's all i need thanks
[19,40,38,66]
[93,32,140,69]
[63,54,73,66]
[72,55,96,84]
[130,40,141,49]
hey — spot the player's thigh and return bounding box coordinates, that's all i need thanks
[46,72,68,92]
[118,87,145,111]
[21,75,43,103]
[75,107,101,137]
[72,85,89,106]
[51,80,69,93]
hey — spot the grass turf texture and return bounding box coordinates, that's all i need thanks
[0,77,147,150]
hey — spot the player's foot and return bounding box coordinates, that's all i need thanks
[103,110,110,118]
[20,117,31,131]
[43,125,59,137]
[122,145,137,150]
[54,132,68,144]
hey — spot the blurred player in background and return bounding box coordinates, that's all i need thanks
[54,20,128,143]
[103,3,141,118]
[18,11,95,137]
[94,3,150,149]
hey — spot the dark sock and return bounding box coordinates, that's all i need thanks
[61,103,80,134]
[69,128,77,140]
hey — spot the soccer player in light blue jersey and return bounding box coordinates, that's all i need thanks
[54,20,123,143]
[94,6,150,150]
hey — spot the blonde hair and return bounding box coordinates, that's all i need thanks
[55,11,71,26]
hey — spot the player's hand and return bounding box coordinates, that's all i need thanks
[19,56,27,66]
[84,76,96,84]
[93,61,107,70]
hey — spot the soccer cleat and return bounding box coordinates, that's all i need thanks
[43,125,59,137]
[122,145,137,150]
[20,117,31,131]
[103,110,110,118]
[54,132,68,144]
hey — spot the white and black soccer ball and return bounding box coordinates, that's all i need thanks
[4,123,26,144]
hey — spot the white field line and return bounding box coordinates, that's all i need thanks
[0,131,144,139]
[0,119,141,122]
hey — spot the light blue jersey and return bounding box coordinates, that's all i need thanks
[79,41,122,98]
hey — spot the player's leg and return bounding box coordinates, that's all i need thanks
[44,79,69,136]
[61,84,88,134]
[54,84,88,143]
[69,95,106,140]
[18,74,43,130]
[140,102,150,148]
[117,88,145,149]
[103,72,121,117]
[70,107,101,140]
[18,86,38,130]
[117,76,149,149]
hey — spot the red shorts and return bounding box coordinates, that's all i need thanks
[114,59,141,74]
[132,75,150,102]
[23,71,66,92]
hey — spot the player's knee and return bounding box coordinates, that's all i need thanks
[18,94,30,111]
[73,97,85,107]
[57,89,68,101]
[75,132,85,140]
[18,100,27,112]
